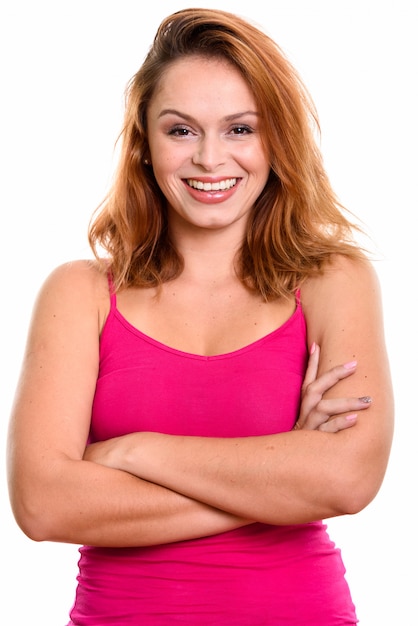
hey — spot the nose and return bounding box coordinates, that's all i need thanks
[192,134,226,171]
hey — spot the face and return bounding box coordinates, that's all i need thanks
[146,56,270,238]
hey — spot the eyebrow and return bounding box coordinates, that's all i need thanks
[157,109,260,121]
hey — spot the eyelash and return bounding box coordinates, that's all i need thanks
[167,124,254,137]
[168,126,191,137]
[231,125,253,135]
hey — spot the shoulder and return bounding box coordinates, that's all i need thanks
[302,253,380,304]
[33,259,111,333]
[300,253,384,347]
[42,258,107,287]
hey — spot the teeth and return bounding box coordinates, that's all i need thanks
[187,178,237,191]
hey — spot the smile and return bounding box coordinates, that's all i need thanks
[186,178,237,191]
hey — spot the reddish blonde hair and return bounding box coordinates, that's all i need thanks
[89,8,363,299]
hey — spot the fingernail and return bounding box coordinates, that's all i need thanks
[345,413,358,421]
[359,396,372,403]
[343,361,357,370]
[310,342,316,355]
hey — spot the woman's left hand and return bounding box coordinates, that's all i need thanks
[294,343,372,433]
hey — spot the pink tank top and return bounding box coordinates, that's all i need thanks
[68,287,357,625]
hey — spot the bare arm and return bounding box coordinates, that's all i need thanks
[6,262,250,547]
[8,257,390,547]
[83,257,394,525]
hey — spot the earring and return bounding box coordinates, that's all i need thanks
[144,158,150,165]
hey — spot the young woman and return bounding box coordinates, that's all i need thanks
[7,8,393,625]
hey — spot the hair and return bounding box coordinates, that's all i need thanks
[88,7,364,300]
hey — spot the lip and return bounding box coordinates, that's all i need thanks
[182,177,241,204]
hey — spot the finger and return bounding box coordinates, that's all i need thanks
[304,360,357,398]
[315,395,372,418]
[301,342,320,389]
[302,396,371,430]
[299,360,358,422]
[318,414,357,433]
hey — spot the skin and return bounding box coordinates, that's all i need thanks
[7,57,393,547]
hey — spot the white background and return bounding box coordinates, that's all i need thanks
[1,1,416,624]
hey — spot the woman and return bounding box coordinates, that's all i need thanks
[7,8,393,625]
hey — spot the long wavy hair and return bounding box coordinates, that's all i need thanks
[88,7,364,299]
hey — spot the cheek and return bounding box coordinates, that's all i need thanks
[239,144,269,172]
[151,148,192,195]
[151,166,183,201]
[152,151,184,178]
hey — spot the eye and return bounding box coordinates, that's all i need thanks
[167,125,194,137]
[230,125,253,135]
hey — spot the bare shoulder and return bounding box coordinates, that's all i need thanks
[302,254,380,305]
[301,253,383,320]
[35,259,110,331]
[300,253,388,375]
[41,258,108,296]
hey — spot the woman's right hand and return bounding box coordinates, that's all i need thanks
[294,343,372,433]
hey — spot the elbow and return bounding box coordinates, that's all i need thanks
[7,455,83,543]
[9,490,62,543]
[10,510,50,544]
[329,437,392,517]
[335,488,374,516]
[15,518,49,544]
[331,466,388,516]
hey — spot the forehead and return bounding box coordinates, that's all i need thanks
[149,56,257,113]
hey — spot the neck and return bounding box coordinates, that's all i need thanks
[169,225,245,283]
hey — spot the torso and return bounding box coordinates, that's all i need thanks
[69,262,357,624]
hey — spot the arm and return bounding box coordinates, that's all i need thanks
[83,256,394,525]
[8,260,365,548]
[6,261,250,547]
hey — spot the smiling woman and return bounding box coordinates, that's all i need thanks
[6,7,393,625]
[146,56,270,227]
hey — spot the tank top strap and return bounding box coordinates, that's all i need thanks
[107,271,117,311]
